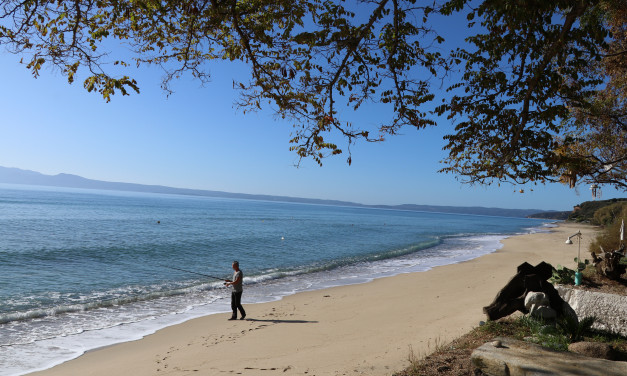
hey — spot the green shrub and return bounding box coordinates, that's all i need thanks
[592,202,627,226]
[574,257,589,271]
[549,265,576,284]
[589,204,627,255]
[558,315,597,342]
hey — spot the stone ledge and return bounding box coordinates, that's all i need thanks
[471,337,627,376]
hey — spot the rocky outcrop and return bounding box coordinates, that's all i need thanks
[483,262,572,321]
[471,337,627,376]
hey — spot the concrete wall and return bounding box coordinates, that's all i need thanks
[556,286,627,337]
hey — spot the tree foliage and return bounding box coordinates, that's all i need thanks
[0,0,625,189]
[555,1,627,190]
[440,0,626,190]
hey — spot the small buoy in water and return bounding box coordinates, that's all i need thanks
[157,221,160,224]
[281,236,285,240]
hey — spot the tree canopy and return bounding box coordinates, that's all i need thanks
[1,0,625,190]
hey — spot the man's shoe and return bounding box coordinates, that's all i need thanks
[228,316,237,320]
[240,315,246,320]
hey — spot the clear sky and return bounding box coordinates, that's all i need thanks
[0,19,624,211]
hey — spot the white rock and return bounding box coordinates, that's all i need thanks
[524,291,549,311]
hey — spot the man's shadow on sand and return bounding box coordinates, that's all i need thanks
[244,318,318,324]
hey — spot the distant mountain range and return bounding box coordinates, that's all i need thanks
[0,166,554,218]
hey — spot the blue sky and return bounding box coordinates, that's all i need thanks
[0,15,624,211]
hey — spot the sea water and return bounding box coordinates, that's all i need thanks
[0,184,551,375]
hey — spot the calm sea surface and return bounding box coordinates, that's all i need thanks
[0,184,551,375]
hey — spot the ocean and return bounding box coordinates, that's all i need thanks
[0,184,551,375]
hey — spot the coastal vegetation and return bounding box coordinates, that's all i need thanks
[569,198,627,224]
[0,0,625,191]
[589,202,626,251]
[587,200,626,280]
[528,198,627,221]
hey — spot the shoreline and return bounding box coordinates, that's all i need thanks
[28,222,599,376]
[6,224,529,375]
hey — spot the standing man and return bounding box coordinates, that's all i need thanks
[225,261,246,320]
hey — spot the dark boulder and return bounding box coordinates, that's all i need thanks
[483,262,570,321]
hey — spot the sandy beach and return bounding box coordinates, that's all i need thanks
[29,222,598,376]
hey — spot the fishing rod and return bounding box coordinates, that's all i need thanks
[163,265,226,281]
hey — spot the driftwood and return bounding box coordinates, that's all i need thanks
[483,261,569,321]
[591,245,626,280]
